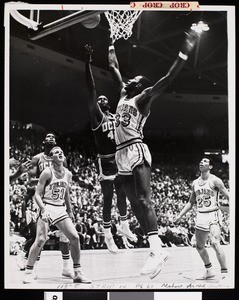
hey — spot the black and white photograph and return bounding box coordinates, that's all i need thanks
[4,1,235,291]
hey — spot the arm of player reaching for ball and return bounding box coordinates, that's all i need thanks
[108,39,124,95]
[174,182,197,223]
[85,44,104,129]
[142,28,201,106]
[34,168,51,222]
[10,159,31,183]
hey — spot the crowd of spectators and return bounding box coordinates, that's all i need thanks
[9,124,230,253]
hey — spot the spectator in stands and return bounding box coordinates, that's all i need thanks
[158,222,173,247]
[9,125,230,252]
[9,227,26,255]
[92,218,105,249]
[75,216,90,250]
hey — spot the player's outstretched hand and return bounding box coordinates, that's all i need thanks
[85,44,93,63]
[19,159,31,173]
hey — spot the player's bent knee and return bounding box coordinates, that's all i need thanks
[138,196,151,208]
[59,236,70,243]
[68,233,79,244]
[36,235,47,247]
[59,232,70,243]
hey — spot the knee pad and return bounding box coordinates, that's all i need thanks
[59,231,69,243]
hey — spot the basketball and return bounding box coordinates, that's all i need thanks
[81,14,101,29]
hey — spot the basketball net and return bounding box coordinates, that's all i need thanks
[104,10,142,44]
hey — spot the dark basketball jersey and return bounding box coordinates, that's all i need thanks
[92,112,116,156]
[37,152,53,177]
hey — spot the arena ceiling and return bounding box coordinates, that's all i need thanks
[8,8,229,133]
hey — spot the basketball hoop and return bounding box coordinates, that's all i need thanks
[10,10,40,30]
[104,10,142,44]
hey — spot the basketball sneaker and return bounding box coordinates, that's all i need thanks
[196,268,216,280]
[62,269,74,278]
[73,270,92,284]
[16,252,26,271]
[33,268,38,280]
[117,224,138,243]
[105,235,118,254]
[23,271,35,284]
[141,250,169,277]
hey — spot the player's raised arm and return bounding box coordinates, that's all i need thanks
[147,27,200,102]
[10,159,31,183]
[108,37,124,94]
[84,44,103,129]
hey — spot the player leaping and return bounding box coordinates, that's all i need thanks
[84,44,137,254]
[108,24,201,278]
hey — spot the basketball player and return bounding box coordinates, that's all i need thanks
[108,25,201,278]
[23,146,91,284]
[17,133,72,278]
[85,44,137,254]
[174,158,229,280]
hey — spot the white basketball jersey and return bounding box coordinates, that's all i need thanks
[194,174,219,213]
[115,95,148,147]
[43,167,70,206]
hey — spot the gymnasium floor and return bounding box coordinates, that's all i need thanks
[6,245,233,290]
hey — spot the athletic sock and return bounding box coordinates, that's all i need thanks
[148,232,162,252]
[221,268,228,273]
[73,263,81,273]
[120,215,127,223]
[104,227,112,237]
[62,254,70,269]
[26,265,34,273]
[103,220,112,237]
[205,263,212,270]
[120,217,128,227]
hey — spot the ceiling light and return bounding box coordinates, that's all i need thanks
[191,21,210,33]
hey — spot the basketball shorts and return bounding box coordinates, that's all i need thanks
[96,154,118,181]
[195,210,222,232]
[43,203,70,226]
[115,142,152,175]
